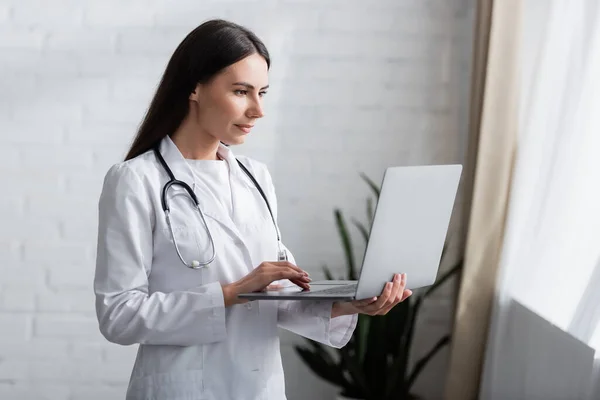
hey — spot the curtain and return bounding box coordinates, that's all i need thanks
[447,0,600,398]
[444,0,521,398]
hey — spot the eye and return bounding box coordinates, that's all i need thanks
[259,91,268,97]
[234,89,248,96]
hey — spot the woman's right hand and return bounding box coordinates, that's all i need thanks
[222,261,311,306]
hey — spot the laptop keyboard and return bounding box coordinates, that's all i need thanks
[310,284,357,295]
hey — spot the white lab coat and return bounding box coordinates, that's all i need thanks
[94,136,357,400]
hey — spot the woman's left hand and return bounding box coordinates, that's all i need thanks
[332,273,412,317]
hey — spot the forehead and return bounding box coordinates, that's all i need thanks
[217,53,269,85]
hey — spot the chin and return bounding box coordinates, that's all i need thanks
[223,136,245,146]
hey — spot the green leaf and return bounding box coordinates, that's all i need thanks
[363,316,389,399]
[339,347,372,399]
[423,261,463,298]
[295,345,348,388]
[360,173,381,200]
[366,197,375,225]
[356,314,371,364]
[323,265,335,281]
[352,218,370,245]
[384,299,411,359]
[334,209,357,280]
[406,335,451,391]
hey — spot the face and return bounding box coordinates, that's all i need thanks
[190,53,269,145]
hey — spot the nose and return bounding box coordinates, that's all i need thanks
[247,98,265,119]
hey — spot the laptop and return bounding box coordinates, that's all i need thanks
[238,164,462,301]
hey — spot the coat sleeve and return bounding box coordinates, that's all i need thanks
[256,163,357,349]
[276,244,357,348]
[94,163,227,346]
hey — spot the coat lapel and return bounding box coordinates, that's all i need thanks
[157,136,262,264]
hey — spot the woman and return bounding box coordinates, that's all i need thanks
[94,19,412,400]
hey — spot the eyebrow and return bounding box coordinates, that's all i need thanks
[232,82,269,90]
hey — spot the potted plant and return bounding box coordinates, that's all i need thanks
[294,174,462,400]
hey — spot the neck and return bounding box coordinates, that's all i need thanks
[171,114,220,160]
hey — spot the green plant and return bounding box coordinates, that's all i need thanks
[294,173,463,400]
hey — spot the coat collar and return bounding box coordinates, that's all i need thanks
[156,135,254,191]
[155,136,260,261]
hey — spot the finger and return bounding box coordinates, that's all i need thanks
[400,289,412,302]
[264,284,284,291]
[377,278,410,315]
[375,276,401,315]
[361,281,394,314]
[274,268,310,282]
[290,278,311,290]
[389,274,404,305]
[352,296,378,308]
[270,261,310,276]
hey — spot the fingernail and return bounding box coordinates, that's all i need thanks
[402,273,407,280]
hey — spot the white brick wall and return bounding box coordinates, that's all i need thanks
[0,0,474,399]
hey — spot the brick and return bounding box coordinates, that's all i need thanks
[0,359,28,380]
[0,314,31,340]
[12,3,84,27]
[0,241,22,265]
[102,344,137,364]
[44,264,96,291]
[0,289,36,311]
[45,29,116,53]
[289,57,445,85]
[36,289,95,313]
[0,28,46,49]
[36,76,111,106]
[28,361,76,382]
[109,77,156,102]
[0,383,70,400]
[0,120,65,144]
[59,215,99,243]
[0,216,61,242]
[0,338,70,360]
[82,99,147,124]
[74,360,132,384]
[12,101,84,123]
[77,54,163,78]
[70,385,128,400]
[61,170,106,198]
[0,265,47,288]
[116,28,187,55]
[84,2,155,27]
[34,316,101,340]
[67,122,138,145]
[20,145,94,170]
[319,10,455,36]
[152,3,225,28]
[290,33,446,60]
[0,5,10,23]
[69,342,104,362]
[21,242,93,267]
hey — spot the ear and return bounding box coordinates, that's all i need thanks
[189,84,201,102]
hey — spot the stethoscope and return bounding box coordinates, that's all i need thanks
[153,145,288,269]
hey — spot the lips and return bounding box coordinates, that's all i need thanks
[235,124,254,134]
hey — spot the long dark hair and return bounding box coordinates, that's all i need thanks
[124,19,270,161]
